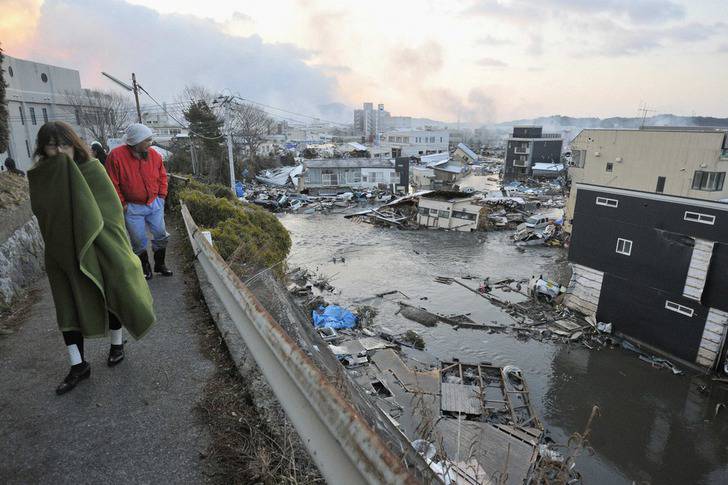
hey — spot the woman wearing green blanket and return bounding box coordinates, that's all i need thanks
[28,122,156,395]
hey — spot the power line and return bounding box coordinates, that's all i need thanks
[137,84,225,141]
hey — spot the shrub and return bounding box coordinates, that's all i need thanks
[178,181,291,278]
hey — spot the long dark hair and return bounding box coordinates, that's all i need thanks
[34,121,91,164]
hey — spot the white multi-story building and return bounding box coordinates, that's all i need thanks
[381,129,449,158]
[353,102,390,142]
[1,55,89,171]
[141,106,188,145]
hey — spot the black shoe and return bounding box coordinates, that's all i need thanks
[153,248,173,276]
[108,344,125,367]
[137,251,153,280]
[56,362,91,395]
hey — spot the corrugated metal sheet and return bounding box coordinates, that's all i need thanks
[564,264,604,316]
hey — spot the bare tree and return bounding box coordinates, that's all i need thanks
[66,89,132,147]
[232,103,273,161]
[175,84,219,112]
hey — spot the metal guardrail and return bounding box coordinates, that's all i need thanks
[181,203,421,485]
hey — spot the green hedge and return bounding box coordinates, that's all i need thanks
[178,183,291,278]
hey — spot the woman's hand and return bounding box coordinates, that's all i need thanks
[58,145,75,158]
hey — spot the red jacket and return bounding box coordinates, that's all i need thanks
[105,145,168,207]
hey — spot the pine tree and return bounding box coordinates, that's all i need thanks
[184,100,225,182]
[0,45,10,154]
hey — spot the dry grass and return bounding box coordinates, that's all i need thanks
[174,216,322,485]
[0,172,29,210]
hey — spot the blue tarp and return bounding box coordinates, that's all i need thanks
[312,305,357,329]
[235,180,245,197]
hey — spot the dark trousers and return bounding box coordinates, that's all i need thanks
[62,313,122,360]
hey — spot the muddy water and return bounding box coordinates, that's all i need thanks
[280,212,728,485]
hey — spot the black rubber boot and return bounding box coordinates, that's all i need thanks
[153,248,173,276]
[108,344,125,367]
[56,362,91,395]
[137,251,153,280]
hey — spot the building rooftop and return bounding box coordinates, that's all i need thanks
[303,158,393,169]
[457,143,479,160]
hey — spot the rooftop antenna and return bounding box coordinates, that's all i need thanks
[638,102,655,128]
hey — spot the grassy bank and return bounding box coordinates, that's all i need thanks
[172,178,291,278]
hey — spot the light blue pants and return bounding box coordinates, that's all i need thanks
[124,197,169,254]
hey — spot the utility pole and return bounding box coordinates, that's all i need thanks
[101,71,142,123]
[214,96,236,193]
[131,73,142,123]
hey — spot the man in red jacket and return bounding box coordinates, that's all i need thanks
[106,123,173,279]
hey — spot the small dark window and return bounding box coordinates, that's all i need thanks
[656,176,666,193]
[18,106,25,125]
[7,66,13,77]
[25,140,31,157]
[606,162,613,172]
[74,108,81,125]
[41,73,48,83]
[29,107,36,125]
[42,107,48,123]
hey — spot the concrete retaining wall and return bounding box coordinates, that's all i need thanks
[0,200,45,307]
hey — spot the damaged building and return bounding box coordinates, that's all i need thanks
[416,192,483,231]
[504,126,563,182]
[565,127,728,372]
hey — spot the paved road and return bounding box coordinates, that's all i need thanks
[0,229,214,484]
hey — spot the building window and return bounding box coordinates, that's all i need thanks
[29,107,36,125]
[429,208,439,215]
[41,73,48,83]
[440,137,443,142]
[606,162,613,172]
[595,196,618,208]
[615,238,632,256]
[42,107,48,123]
[572,149,586,168]
[74,108,81,125]
[438,210,450,218]
[25,140,31,157]
[18,106,25,125]
[7,66,13,77]
[684,211,716,225]
[418,207,429,215]
[692,171,725,191]
[656,176,666,193]
[452,211,476,221]
[665,300,694,317]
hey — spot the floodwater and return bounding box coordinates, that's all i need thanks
[280,211,728,485]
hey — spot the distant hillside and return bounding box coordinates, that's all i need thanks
[497,114,728,129]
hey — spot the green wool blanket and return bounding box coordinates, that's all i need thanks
[28,154,156,339]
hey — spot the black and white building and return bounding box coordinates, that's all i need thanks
[565,183,728,372]
[503,126,562,182]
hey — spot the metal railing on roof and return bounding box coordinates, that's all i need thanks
[180,203,425,485]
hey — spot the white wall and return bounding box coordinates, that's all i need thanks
[2,56,88,171]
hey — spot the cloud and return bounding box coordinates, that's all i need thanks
[465,0,685,25]
[231,11,253,23]
[476,35,511,46]
[577,19,727,56]
[476,57,508,67]
[390,41,444,78]
[423,87,497,123]
[16,0,338,115]
[526,33,543,56]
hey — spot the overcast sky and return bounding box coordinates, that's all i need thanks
[2,0,727,123]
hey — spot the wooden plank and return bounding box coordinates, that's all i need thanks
[441,383,482,415]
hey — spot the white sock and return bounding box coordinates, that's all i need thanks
[110,328,123,346]
[67,344,82,366]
